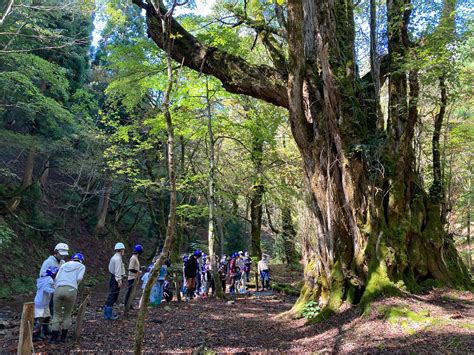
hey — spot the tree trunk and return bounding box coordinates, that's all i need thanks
[281,205,297,264]
[134,3,178,353]
[135,0,472,319]
[39,158,50,188]
[206,77,224,298]
[249,183,264,259]
[95,175,112,233]
[467,172,472,270]
[249,121,264,259]
[9,147,36,211]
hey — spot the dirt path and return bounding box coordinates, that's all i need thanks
[1,287,473,353]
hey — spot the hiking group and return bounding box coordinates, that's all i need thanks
[32,242,271,345]
[182,250,271,300]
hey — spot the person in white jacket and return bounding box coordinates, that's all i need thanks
[50,253,85,344]
[39,243,69,277]
[38,243,69,337]
[103,242,126,320]
[32,266,58,341]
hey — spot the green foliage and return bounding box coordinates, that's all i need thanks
[0,223,16,249]
[301,300,321,320]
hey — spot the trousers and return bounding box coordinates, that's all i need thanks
[105,274,120,307]
[51,286,77,331]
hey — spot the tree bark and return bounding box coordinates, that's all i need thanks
[134,0,472,317]
[9,147,36,211]
[95,175,112,233]
[39,158,50,188]
[206,77,224,298]
[249,183,264,259]
[281,205,297,264]
[134,2,178,353]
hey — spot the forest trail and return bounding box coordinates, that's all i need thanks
[1,287,473,353]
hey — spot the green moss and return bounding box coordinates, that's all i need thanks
[291,284,314,317]
[328,262,344,310]
[271,282,301,296]
[360,260,398,312]
[378,305,472,334]
[381,306,434,334]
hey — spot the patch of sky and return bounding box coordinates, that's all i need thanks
[91,0,216,51]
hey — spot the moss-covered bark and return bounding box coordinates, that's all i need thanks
[135,0,472,322]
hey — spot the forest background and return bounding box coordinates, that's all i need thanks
[0,0,472,302]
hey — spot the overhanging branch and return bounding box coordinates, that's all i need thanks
[133,0,289,108]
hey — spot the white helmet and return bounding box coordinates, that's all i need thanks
[114,242,125,250]
[54,243,69,256]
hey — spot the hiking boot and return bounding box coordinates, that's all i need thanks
[42,323,51,336]
[104,306,119,320]
[60,329,68,343]
[49,330,60,344]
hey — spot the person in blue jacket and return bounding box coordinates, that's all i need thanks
[32,266,58,342]
[150,260,171,306]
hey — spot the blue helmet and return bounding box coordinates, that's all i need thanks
[183,255,189,262]
[45,266,59,278]
[193,250,202,257]
[133,244,144,253]
[71,253,84,263]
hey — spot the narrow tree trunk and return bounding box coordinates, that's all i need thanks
[281,205,297,264]
[134,3,178,353]
[206,77,224,298]
[249,183,264,259]
[467,173,472,270]
[9,147,36,211]
[39,158,50,188]
[95,175,112,233]
[249,121,265,259]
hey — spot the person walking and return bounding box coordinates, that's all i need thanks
[32,266,58,341]
[184,251,200,299]
[104,242,126,320]
[258,254,270,291]
[124,244,143,310]
[49,253,85,344]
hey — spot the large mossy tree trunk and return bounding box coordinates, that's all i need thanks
[133,0,471,317]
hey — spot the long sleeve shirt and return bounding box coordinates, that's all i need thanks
[39,255,64,277]
[127,254,140,281]
[55,261,85,290]
[109,253,125,282]
[34,276,55,310]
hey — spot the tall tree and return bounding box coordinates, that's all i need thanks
[132,0,471,316]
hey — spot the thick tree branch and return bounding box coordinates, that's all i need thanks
[133,0,288,108]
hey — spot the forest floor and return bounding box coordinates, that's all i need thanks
[0,267,473,353]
